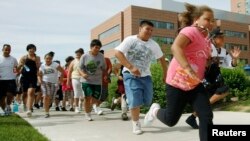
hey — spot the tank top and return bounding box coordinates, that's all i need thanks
[71,59,80,79]
[21,55,37,77]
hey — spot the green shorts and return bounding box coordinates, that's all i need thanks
[82,83,101,100]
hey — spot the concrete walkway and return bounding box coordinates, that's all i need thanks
[18,108,250,141]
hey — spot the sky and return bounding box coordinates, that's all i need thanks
[0,0,230,65]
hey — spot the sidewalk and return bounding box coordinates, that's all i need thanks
[18,108,250,141]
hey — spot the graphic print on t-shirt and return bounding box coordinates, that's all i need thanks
[127,42,153,74]
[85,60,100,75]
[44,67,55,75]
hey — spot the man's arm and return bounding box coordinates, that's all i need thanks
[57,65,64,84]
[106,58,112,75]
[36,56,41,69]
[157,56,168,82]
[114,50,140,76]
[37,69,43,85]
[16,56,25,71]
[78,56,88,79]
[67,60,74,86]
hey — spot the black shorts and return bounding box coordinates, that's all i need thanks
[0,80,17,99]
[55,85,63,101]
[16,88,22,94]
[100,85,108,101]
[206,84,229,96]
[20,76,37,92]
[35,85,41,93]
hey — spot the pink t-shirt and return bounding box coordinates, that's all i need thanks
[166,26,211,88]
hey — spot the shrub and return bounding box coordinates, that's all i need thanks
[221,67,250,101]
[141,63,167,113]
[221,67,247,91]
[150,63,167,107]
[107,76,118,106]
[108,63,250,113]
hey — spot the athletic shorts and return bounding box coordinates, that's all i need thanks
[82,83,101,100]
[20,76,37,92]
[123,72,153,109]
[55,84,63,101]
[41,82,58,100]
[63,90,73,101]
[0,80,17,99]
[207,84,229,96]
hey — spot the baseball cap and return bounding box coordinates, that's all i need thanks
[210,27,224,38]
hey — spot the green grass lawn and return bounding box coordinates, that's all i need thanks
[0,114,49,141]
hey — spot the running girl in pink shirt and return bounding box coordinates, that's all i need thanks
[144,3,214,141]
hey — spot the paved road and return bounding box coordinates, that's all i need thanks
[18,108,250,141]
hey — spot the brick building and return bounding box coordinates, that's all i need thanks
[231,0,250,15]
[91,0,250,65]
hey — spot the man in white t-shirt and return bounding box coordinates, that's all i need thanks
[115,20,167,135]
[0,44,18,114]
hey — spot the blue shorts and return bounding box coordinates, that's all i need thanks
[123,72,153,109]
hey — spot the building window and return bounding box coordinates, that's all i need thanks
[246,0,250,14]
[246,0,250,5]
[225,43,248,51]
[152,36,174,45]
[224,30,247,38]
[237,2,241,8]
[102,40,121,50]
[140,19,174,30]
[98,25,120,40]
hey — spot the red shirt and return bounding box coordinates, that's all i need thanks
[102,58,112,86]
[62,69,73,91]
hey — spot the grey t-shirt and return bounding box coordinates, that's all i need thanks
[79,52,106,85]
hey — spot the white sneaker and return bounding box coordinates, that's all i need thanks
[85,113,93,121]
[96,107,103,115]
[79,104,82,111]
[0,107,5,116]
[26,110,32,117]
[93,105,103,115]
[144,103,160,126]
[23,105,27,112]
[79,99,84,111]
[75,107,80,113]
[93,104,97,113]
[5,105,12,115]
[97,109,103,115]
[132,121,143,135]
